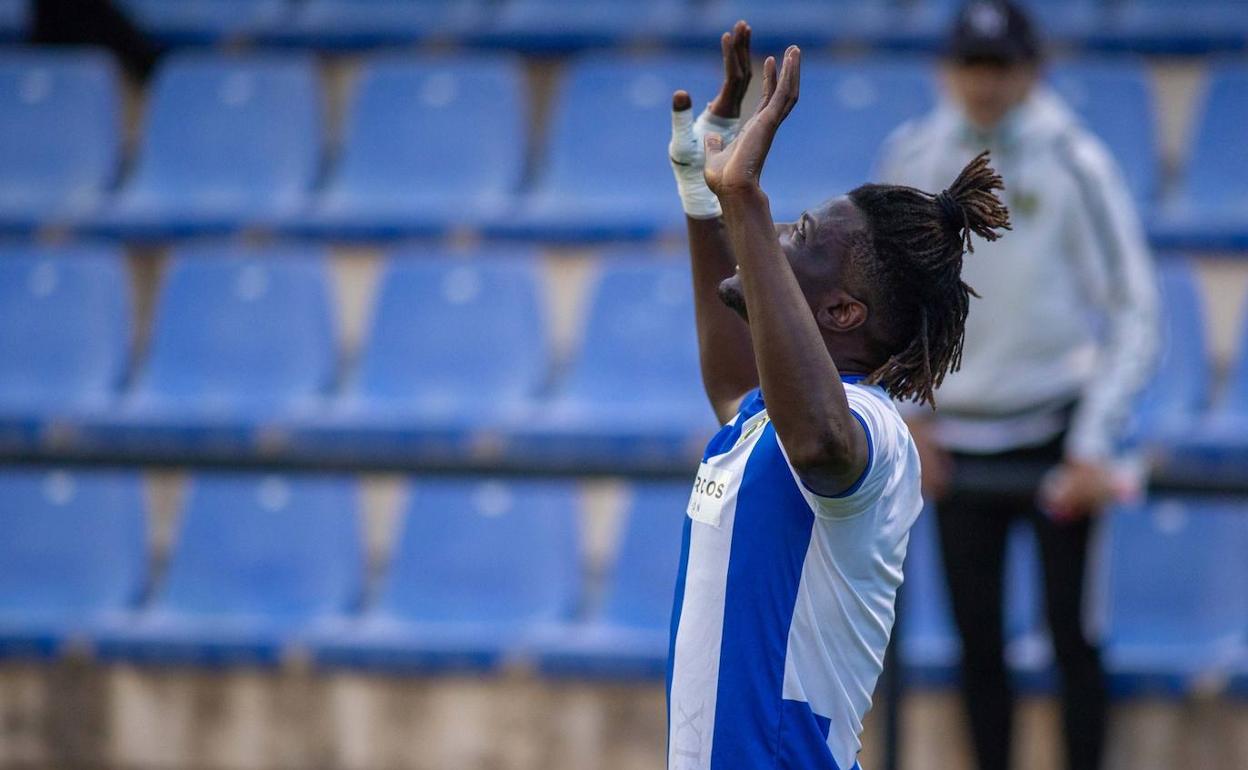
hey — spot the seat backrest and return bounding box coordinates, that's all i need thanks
[1224,289,1248,412]
[139,245,335,407]
[160,473,363,619]
[1132,258,1209,426]
[562,256,701,405]
[602,482,688,630]
[537,54,721,202]
[336,55,523,203]
[765,58,934,221]
[380,477,580,625]
[0,49,120,213]
[0,243,130,407]
[1104,498,1248,647]
[1180,64,1248,212]
[355,249,547,408]
[130,52,320,209]
[1049,59,1158,208]
[0,467,146,615]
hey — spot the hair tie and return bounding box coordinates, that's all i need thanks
[936,189,972,253]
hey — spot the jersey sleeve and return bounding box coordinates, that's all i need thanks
[792,387,913,521]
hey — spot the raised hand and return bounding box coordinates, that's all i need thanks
[704,45,801,198]
[708,20,752,119]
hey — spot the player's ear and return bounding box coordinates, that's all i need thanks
[817,290,868,333]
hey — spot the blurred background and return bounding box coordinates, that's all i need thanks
[0,1,1246,769]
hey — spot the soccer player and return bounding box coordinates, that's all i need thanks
[665,24,1010,770]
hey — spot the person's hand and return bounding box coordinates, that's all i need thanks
[1038,460,1117,521]
[708,20,752,119]
[908,418,953,502]
[704,46,801,198]
[669,22,753,218]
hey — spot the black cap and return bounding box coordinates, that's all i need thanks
[947,0,1042,64]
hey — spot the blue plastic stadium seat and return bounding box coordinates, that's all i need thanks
[1155,65,1248,250]
[0,468,145,657]
[0,1,27,41]
[80,244,335,460]
[312,477,580,672]
[1048,59,1159,211]
[1128,257,1209,444]
[94,53,320,239]
[117,0,289,44]
[0,243,130,453]
[899,507,1048,689]
[515,255,715,470]
[537,481,687,678]
[765,59,934,223]
[0,49,121,232]
[479,0,692,52]
[1098,0,1248,54]
[299,55,524,239]
[284,0,484,47]
[291,247,548,462]
[1100,498,1248,696]
[490,54,721,241]
[696,0,902,49]
[94,473,362,665]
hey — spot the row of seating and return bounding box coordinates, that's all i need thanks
[1,242,1244,475]
[2,49,1246,248]
[3,1,1245,54]
[1,466,1244,693]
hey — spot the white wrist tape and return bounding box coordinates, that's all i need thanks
[669,105,742,219]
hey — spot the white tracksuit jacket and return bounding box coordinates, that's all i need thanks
[876,86,1160,460]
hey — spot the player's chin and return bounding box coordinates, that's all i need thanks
[717,275,749,322]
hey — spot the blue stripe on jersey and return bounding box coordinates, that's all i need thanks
[666,513,693,729]
[777,701,843,770]
[710,422,820,769]
[702,389,766,461]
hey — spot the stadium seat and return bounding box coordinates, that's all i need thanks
[0,0,26,41]
[94,473,363,665]
[1048,59,1159,210]
[514,254,715,470]
[80,244,336,460]
[95,53,321,239]
[0,49,121,232]
[299,55,524,238]
[1128,257,1209,443]
[765,59,934,223]
[284,0,485,47]
[537,481,687,678]
[1155,64,1248,250]
[490,54,722,241]
[899,507,1047,688]
[0,243,130,453]
[0,467,146,657]
[312,477,581,671]
[1098,0,1248,54]
[117,0,289,44]
[291,247,548,462]
[696,1,901,49]
[479,0,692,52]
[1100,498,1248,695]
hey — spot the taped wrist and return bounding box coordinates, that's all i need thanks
[669,105,742,219]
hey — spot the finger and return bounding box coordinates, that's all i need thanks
[720,31,732,76]
[757,55,777,110]
[704,132,724,157]
[766,46,800,122]
[672,89,692,112]
[735,24,752,85]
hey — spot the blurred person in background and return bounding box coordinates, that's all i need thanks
[875,2,1160,769]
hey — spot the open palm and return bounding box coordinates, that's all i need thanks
[704,46,801,198]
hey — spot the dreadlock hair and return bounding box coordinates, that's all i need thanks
[846,150,1011,407]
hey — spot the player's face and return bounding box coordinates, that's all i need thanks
[944,59,1038,131]
[717,196,864,325]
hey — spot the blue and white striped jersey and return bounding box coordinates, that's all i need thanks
[667,378,923,770]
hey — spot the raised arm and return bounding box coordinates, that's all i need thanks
[703,47,869,495]
[669,22,759,424]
